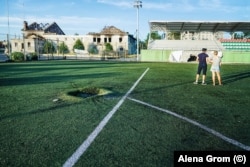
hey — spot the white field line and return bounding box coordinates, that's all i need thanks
[127,97,250,151]
[63,68,150,167]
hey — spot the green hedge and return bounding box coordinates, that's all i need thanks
[28,53,38,61]
[11,52,24,61]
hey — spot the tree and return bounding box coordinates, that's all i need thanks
[140,40,147,49]
[59,42,69,54]
[243,32,250,38]
[105,43,113,51]
[73,39,84,50]
[144,31,162,48]
[150,31,162,40]
[168,32,180,40]
[11,52,24,61]
[88,43,98,54]
[233,32,244,39]
[43,40,56,54]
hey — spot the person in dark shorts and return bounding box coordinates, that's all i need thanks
[193,48,209,85]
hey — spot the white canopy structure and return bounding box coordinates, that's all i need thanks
[146,21,250,62]
[149,21,250,33]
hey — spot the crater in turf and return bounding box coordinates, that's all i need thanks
[68,87,112,99]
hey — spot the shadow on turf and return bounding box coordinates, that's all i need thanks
[0,92,123,122]
[222,71,250,85]
[131,71,249,95]
[0,72,119,86]
[0,61,127,86]
[0,102,76,121]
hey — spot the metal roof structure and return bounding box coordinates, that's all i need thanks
[149,21,250,33]
[23,21,65,35]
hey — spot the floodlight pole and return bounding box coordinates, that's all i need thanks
[134,1,142,61]
[7,0,11,59]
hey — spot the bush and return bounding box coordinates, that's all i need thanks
[43,41,56,54]
[105,43,113,51]
[88,43,98,54]
[73,39,84,50]
[11,52,24,61]
[59,43,69,54]
[29,52,38,60]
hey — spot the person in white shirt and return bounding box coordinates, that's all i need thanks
[210,50,222,86]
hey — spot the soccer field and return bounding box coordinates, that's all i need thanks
[0,60,250,166]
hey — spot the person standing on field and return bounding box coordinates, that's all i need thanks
[210,50,222,86]
[193,48,209,85]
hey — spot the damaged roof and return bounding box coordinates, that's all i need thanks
[88,26,127,35]
[23,21,65,35]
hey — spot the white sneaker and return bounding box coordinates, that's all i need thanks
[193,81,198,84]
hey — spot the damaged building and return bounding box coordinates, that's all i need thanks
[10,21,137,57]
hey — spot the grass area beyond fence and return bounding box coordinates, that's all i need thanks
[0,60,250,167]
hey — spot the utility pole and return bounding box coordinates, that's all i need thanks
[22,2,26,61]
[36,23,39,60]
[7,0,11,59]
[133,1,142,61]
[23,33,26,61]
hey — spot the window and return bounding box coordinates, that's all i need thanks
[109,38,112,43]
[119,37,122,43]
[28,42,31,48]
[97,38,101,43]
[104,38,107,43]
[93,37,96,42]
[15,43,18,47]
[21,43,24,49]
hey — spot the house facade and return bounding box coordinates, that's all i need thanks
[10,21,137,56]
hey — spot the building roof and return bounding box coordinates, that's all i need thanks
[149,21,250,33]
[23,21,65,35]
[88,26,127,36]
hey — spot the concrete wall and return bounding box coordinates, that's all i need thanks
[141,49,250,63]
[222,51,250,63]
[141,49,171,62]
[11,38,37,53]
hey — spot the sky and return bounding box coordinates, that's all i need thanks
[0,0,249,41]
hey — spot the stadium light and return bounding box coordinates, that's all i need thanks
[7,0,11,59]
[134,0,142,61]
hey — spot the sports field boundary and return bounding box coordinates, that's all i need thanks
[63,68,150,167]
[127,97,250,151]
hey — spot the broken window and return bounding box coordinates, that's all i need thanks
[97,38,101,43]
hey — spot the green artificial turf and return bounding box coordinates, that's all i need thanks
[0,60,249,167]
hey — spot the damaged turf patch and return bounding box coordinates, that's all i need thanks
[67,87,112,99]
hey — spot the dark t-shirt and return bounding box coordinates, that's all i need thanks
[198,53,208,66]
